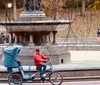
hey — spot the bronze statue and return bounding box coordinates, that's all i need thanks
[25,0,41,11]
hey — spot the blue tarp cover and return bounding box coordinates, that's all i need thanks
[4,45,22,67]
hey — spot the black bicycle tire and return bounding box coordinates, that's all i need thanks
[8,73,23,85]
[49,72,63,85]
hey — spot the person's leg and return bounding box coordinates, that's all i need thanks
[39,65,43,76]
[42,63,46,73]
[7,67,12,73]
[40,63,46,76]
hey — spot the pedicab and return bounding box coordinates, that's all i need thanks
[3,45,63,85]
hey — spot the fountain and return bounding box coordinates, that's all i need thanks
[0,0,72,65]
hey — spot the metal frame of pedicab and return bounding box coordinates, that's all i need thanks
[4,45,63,85]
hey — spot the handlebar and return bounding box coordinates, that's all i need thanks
[43,58,51,64]
[46,58,52,66]
[43,60,48,63]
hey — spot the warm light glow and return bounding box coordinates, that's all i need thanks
[7,3,12,8]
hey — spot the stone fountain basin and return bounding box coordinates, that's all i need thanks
[0,20,72,32]
[0,20,71,65]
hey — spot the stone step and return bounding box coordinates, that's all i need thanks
[1,75,100,83]
[1,69,100,82]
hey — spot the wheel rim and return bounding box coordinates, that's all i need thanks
[8,74,22,85]
[49,72,63,85]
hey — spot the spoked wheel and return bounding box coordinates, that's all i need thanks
[8,73,23,85]
[49,72,63,85]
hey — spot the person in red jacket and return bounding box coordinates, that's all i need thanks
[33,48,48,77]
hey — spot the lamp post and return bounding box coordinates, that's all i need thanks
[7,3,12,20]
[7,3,12,8]
[7,3,13,44]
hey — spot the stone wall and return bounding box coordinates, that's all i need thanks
[18,46,71,65]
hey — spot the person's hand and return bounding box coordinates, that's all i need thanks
[46,57,49,60]
[43,60,48,63]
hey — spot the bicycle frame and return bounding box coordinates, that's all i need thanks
[5,46,63,85]
[8,58,63,85]
[18,58,54,81]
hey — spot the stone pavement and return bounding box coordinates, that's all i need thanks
[1,81,100,85]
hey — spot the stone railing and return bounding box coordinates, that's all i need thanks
[1,64,100,81]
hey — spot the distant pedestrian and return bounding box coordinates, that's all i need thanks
[0,33,6,44]
[97,29,100,37]
[96,29,100,42]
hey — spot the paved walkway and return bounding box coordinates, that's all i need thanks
[1,81,100,85]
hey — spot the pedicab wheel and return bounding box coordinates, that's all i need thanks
[8,73,23,85]
[49,72,63,85]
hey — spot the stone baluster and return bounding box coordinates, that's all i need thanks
[29,34,34,46]
[14,34,17,43]
[52,31,57,44]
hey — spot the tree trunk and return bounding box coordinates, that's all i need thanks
[13,0,17,20]
[81,0,85,16]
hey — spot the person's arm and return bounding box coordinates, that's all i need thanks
[34,55,43,62]
[41,53,48,59]
[41,53,49,63]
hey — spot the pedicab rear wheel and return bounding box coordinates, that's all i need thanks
[8,73,23,85]
[49,72,63,85]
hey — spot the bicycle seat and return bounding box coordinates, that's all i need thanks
[36,66,41,71]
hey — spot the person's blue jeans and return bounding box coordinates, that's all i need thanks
[39,63,46,76]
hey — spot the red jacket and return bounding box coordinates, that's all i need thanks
[33,52,47,66]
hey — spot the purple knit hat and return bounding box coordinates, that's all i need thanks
[36,48,40,52]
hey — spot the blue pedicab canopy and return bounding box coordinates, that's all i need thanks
[4,45,22,67]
